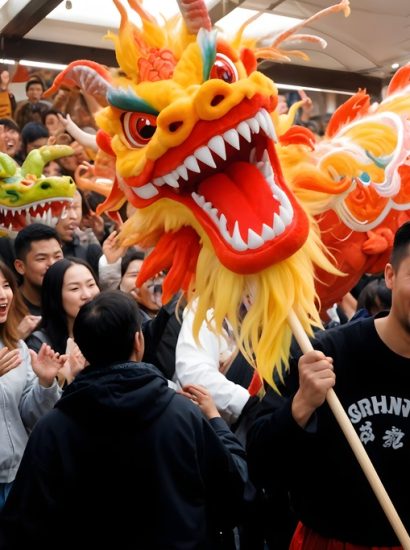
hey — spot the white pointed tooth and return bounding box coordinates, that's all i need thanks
[249,147,257,164]
[256,111,269,136]
[279,205,292,226]
[237,121,251,143]
[219,214,232,243]
[247,228,265,249]
[231,221,248,251]
[191,192,205,207]
[51,217,58,226]
[176,164,189,181]
[273,212,286,236]
[184,155,201,173]
[163,173,179,188]
[223,129,240,150]
[203,201,212,211]
[207,135,226,161]
[40,201,46,208]
[153,176,165,187]
[26,212,31,224]
[261,108,278,142]
[133,183,159,199]
[247,117,259,134]
[275,185,292,211]
[261,223,275,241]
[194,146,216,168]
[210,208,219,224]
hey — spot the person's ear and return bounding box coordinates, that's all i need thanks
[133,330,144,356]
[14,258,25,276]
[385,263,394,290]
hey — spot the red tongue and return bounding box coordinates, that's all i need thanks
[198,161,278,239]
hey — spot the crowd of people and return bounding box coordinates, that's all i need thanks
[0,72,407,550]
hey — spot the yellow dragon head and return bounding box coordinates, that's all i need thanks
[47,0,349,386]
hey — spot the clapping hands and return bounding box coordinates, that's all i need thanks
[29,344,62,388]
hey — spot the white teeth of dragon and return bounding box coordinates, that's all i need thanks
[150,108,276,192]
[133,182,159,199]
[163,173,179,188]
[260,108,278,142]
[232,221,247,251]
[194,146,216,168]
[184,155,201,173]
[176,165,188,181]
[207,136,226,160]
[223,128,240,150]
[236,121,252,143]
[247,228,265,249]
[246,117,259,134]
[273,213,286,236]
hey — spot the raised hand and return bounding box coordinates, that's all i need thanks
[29,344,62,388]
[0,346,22,377]
[102,230,126,264]
[17,314,42,340]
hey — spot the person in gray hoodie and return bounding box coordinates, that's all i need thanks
[0,260,62,510]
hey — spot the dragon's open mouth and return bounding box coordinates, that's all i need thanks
[131,108,297,249]
[0,198,72,232]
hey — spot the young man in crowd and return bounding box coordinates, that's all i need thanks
[0,290,248,549]
[14,223,63,318]
[247,222,410,548]
[14,77,52,130]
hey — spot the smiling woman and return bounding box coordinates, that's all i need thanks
[0,260,61,510]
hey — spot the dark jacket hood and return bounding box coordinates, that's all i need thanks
[55,361,175,427]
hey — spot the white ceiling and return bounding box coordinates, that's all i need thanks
[9,0,410,79]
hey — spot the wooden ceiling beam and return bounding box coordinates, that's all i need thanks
[1,0,62,39]
[1,37,117,66]
[263,62,383,98]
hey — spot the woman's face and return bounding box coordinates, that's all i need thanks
[120,259,143,294]
[62,264,99,320]
[0,271,13,324]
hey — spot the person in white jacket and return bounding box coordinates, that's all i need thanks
[0,260,62,509]
[175,305,251,426]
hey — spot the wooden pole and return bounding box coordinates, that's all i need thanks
[288,309,410,549]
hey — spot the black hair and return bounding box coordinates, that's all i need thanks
[356,278,392,315]
[121,249,145,278]
[74,290,142,367]
[41,108,64,126]
[0,118,20,133]
[39,257,99,354]
[21,122,49,150]
[25,77,45,93]
[391,222,410,270]
[14,223,61,261]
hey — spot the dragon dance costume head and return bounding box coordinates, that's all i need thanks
[46,0,350,387]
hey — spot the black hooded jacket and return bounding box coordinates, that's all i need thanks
[0,362,247,549]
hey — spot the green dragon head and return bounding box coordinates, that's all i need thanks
[0,144,76,236]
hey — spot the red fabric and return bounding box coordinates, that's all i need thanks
[289,522,402,550]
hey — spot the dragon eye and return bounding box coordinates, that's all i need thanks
[209,53,238,83]
[121,112,157,148]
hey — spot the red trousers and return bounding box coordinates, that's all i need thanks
[289,522,402,550]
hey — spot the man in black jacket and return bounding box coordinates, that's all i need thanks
[0,290,248,550]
